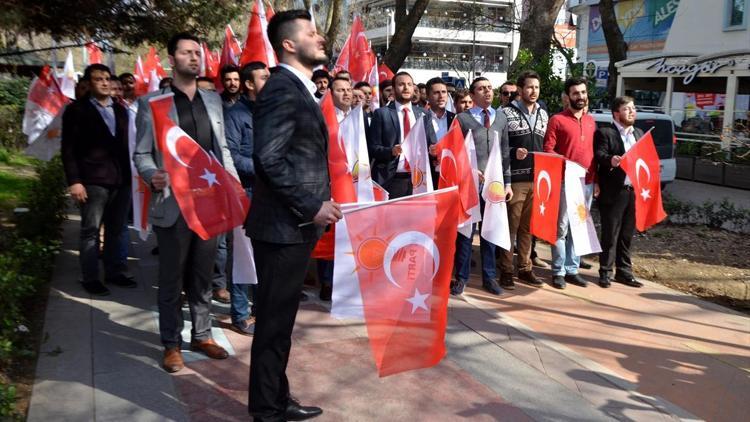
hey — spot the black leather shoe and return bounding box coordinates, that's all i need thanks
[615,276,643,288]
[319,284,332,301]
[598,275,611,288]
[499,273,515,290]
[551,276,566,289]
[518,271,543,287]
[565,273,588,287]
[285,398,323,421]
[482,278,503,295]
[579,259,593,269]
[106,274,137,288]
[82,280,111,296]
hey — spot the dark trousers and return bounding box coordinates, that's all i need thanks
[249,239,317,419]
[383,174,412,199]
[598,187,636,279]
[213,233,228,290]
[153,215,218,348]
[79,184,131,283]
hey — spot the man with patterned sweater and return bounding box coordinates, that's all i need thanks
[500,71,548,289]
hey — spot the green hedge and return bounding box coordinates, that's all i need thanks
[0,77,30,150]
[0,156,66,418]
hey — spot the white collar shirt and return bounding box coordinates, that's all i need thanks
[613,119,637,186]
[469,105,496,127]
[278,63,317,99]
[395,102,416,173]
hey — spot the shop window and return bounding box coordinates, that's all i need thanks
[725,0,747,30]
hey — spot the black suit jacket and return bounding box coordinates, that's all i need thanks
[61,97,130,187]
[366,102,437,186]
[245,67,330,244]
[595,123,644,205]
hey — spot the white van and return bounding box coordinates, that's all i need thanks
[591,111,676,187]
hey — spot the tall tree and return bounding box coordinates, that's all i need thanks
[383,0,431,72]
[598,0,628,101]
[508,0,566,74]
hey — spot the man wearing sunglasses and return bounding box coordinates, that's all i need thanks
[499,81,518,107]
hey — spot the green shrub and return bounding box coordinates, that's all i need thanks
[16,156,67,241]
[0,77,30,151]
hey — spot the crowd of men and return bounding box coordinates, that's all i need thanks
[60,9,646,421]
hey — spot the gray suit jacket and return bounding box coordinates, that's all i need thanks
[133,87,239,228]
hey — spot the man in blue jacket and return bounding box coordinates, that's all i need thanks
[223,61,270,336]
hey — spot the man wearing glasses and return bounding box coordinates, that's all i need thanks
[499,81,518,107]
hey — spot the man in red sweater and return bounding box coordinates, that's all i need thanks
[543,77,598,289]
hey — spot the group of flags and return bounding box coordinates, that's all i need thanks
[19,2,668,380]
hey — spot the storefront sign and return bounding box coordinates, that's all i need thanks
[646,57,735,84]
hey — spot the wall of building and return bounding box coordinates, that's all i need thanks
[665,0,750,53]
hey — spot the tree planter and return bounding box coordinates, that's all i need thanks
[676,155,695,180]
[723,163,750,190]
[693,159,724,184]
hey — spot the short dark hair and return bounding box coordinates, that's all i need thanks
[611,95,635,113]
[82,64,111,81]
[220,64,240,80]
[516,70,540,88]
[564,76,588,95]
[500,81,515,90]
[312,69,330,82]
[240,61,267,85]
[392,71,413,85]
[417,83,426,90]
[354,81,370,90]
[109,75,120,82]
[267,9,311,57]
[454,88,471,100]
[118,72,134,82]
[329,77,351,90]
[167,32,201,57]
[469,77,490,94]
[425,77,447,94]
[159,77,173,89]
[379,79,392,91]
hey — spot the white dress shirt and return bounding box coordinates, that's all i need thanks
[613,119,637,186]
[278,63,317,99]
[428,108,449,141]
[395,102,416,173]
[335,107,350,124]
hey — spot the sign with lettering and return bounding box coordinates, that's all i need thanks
[646,57,736,84]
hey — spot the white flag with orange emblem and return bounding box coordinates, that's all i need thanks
[401,117,433,194]
[564,160,601,255]
[480,132,511,251]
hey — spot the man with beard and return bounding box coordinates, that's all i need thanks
[246,10,341,421]
[499,71,547,289]
[367,71,437,199]
[220,64,241,107]
[543,76,598,289]
[594,96,644,289]
[134,32,237,372]
[354,81,373,127]
[311,69,329,101]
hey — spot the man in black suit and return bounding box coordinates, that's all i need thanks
[246,10,342,421]
[367,71,437,198]
[594,96,644,289]
[62,64,134,297]
[424,77,455,189]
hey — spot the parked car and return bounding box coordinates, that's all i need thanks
[591,111,676,188]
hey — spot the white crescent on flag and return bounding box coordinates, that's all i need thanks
[635,158,651,185]
[383,231,440,290]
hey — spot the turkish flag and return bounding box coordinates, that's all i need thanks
[342,187,459,376]
[435,124,478,223]
[620,132,667,231]
[85,42,102,65]
[133,56,148,96]
[148,94,249,240]
[200,42,218,79]
[335,16,376,84]
[378,63,395,81]
[530,152,564,245]
[239,0,277,67]
[144,47,167,79]
[216,25,243,91]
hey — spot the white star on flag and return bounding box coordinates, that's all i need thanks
[539,202,546,216]
[199,168,219,187]
[640,188,651,201]
[406,288,430,314]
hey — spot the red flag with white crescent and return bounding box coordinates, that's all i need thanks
[378,63,395,81]
[620,131,667,231]
[335,16,376,84]
[148,94,249,240]
[85,42,103,65]
[338,187,459,376]
[239,0,277,67]
[530,152,564,245]
[435,124,478,223]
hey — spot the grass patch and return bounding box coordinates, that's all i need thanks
[0,171,34,212]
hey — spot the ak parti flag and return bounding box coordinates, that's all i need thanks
[337,187,459,376]
[436,124,478,223]
[480,132,511,251]
[239,0,277,67]
[22,65,70,144]
[530,152,564,245]
[620,131,667,231]
[148,94,249,240]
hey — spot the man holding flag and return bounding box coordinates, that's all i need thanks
[245,10,340,421]
[134,32,239,373]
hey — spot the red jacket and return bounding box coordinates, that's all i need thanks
[543,109,597,184]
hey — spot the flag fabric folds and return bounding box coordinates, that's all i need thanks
[22,65,70,145]
[480,132,511,251]
[401,118,433,194]
[563,160,601,255]
[59,51,77,99]
[530,152,564,245]
[232,225,258,285]
[620,131,667,231]
[333,187,459,377]
[435,123,479,224]
[239,0,277,67]
[148,93,249,240]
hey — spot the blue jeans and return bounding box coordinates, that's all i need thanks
[79,185,131,283]
[317,259,333,286]
[551,183,594,276]
[226,232,255,323]
[213,233,228,290]
[454,231,473,281]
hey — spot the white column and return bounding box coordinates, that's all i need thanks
[616,74,624,97]
[722,75,738,151]
[665,76,673,114]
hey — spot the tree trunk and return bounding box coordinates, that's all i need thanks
[324,0,344,60]
[509,0,565,74]
[383,0,431,72]
[599,0,628,101]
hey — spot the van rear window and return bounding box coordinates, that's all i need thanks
[634,119,673,146]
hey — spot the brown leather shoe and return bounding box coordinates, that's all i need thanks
[163,347,184,373]
[212,288,230,304]
[190,338,229,359]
